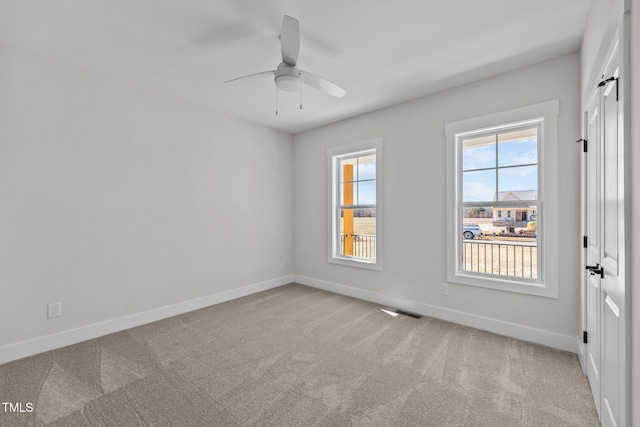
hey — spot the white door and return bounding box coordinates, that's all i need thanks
[584,89,601,416]
[583,38,627,427]
[598,49,624,427]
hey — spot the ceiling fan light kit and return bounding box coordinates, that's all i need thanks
[225,15,346,113]
[275,63,300,92]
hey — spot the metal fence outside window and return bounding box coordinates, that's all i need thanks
[462,240,538,279]
[340,234,376,259]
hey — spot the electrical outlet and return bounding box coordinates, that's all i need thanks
[440,283,449,296]
[47,302,62,318]
[280,259,286,269]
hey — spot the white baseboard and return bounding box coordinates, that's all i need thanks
[0,275,294,365]
[2,274,582,366]
[295,275,581,355]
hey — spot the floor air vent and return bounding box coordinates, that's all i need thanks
[395,310,422,319]
[380,308,423,319]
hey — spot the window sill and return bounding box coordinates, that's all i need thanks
[447,271,557,298]
[329,256,383,271]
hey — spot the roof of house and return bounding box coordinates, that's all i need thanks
[496,190,537,201]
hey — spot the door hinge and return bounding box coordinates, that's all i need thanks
[598,76,616,87]
[576,138,588,152]
[583,331,588,344]
[583,236,587,248]
[598,76,619,101]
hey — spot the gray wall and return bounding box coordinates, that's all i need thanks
[581,0,616,91]
[293,53,581,337]
[0,44,294,347]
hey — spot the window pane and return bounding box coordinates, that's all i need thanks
[462,169,496,202]
[461,206,538,279]
[497,165,537,197]
[498,128,537,167]
[340,182,358,206]
[339,158,356,183]
[339,153,376,206]
[357,155,376,180]
[462,134,495,171]
[357,180,376,204]
[339,208,376,259]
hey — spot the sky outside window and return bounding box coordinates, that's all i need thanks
[462,128,538,202]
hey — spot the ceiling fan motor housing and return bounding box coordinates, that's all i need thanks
[275,63,300,91]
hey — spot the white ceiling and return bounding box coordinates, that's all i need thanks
[0,0,590,134]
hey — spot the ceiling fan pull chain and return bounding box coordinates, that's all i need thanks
[300,73,303,110]
[275,87,278,116]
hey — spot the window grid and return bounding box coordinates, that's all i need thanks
[458,123,542,282]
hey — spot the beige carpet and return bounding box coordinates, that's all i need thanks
[0,283,599,426]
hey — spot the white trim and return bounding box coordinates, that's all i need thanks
[0,275,293,365]
[327,138,384,271]
[327,138,383,158]
[576,341,586,371]
[445,100,559,298]
[294,274,580,354]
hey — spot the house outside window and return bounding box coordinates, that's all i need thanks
[328,138,383,270]
[445,101,559,298]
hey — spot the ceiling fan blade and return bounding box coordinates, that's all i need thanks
[224,70,274,84]
[300,71,346,98]
[281,15,300,66]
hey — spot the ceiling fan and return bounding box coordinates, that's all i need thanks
[225,15,346,100]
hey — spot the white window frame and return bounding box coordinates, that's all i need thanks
[445,100,559,298]
[327,138,383,270]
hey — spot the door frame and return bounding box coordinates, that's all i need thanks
[580,0,632,425]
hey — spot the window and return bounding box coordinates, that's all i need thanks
[328,138,383,270]
[446,101,559,297]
